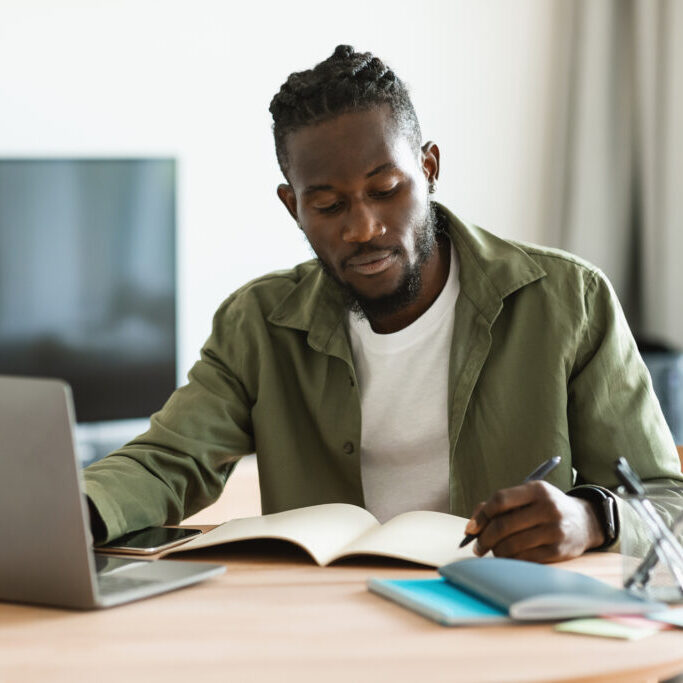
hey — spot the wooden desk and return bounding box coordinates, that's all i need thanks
[1,546,682,682]
[3,459,683,683]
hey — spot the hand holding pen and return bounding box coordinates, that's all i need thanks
[459,455,606,563]
[460,456,561,548]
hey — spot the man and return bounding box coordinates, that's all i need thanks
[85,45,682,561]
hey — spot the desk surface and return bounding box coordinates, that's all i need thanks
[2,545,683,683]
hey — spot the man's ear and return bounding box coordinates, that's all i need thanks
[277,184,300,226]
[421,141,440,186]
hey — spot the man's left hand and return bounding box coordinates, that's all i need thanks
[465,481,606,563]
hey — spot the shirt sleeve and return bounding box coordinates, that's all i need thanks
[84,300,255,543]
[567,269,683,555]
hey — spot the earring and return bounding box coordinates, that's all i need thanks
[379,226,387,236]
[428,180,437,195]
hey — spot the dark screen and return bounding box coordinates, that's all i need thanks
[0,159,176,422]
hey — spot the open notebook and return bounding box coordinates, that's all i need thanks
[159,503,475,567]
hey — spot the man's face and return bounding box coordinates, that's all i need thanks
[277,106,441,322]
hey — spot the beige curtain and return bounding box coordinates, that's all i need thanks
[545,0,683,349]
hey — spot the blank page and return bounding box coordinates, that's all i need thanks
[170,503,379,566]
[336,510,475,567]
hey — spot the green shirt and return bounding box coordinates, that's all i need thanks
[85,204,683,553]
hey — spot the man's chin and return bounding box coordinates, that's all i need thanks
[345,272,422,322]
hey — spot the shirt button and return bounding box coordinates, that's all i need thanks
[343,441,355,455]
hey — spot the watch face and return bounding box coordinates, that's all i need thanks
[569,487,617,546]
[602,496,617,540]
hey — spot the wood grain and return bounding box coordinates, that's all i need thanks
[3,457,683,682]
[2,547,683,682]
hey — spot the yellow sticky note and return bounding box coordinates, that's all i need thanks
[555,618,659,640]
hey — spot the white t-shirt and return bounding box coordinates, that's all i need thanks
[347,240,460,522]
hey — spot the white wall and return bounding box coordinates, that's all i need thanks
[0,0,558,381]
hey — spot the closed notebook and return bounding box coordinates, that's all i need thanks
[368,577,511,626]
[438,558,665,620]
[368,557,665,626]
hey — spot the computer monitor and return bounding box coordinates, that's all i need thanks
[0,158,176,424]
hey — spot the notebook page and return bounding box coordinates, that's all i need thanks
[334,510,475,567]
[169,503,379,566]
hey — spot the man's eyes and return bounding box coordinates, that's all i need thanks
[314,186,399,214]
[370,185,399,199]
[316,201,343,214]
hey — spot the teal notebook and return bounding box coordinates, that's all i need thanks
[367,577,511,626]
[369,558,666,626]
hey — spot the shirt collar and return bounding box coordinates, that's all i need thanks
[438,203,546,324]
[267,202,547,351]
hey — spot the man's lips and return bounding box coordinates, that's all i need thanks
[344,250,397,276]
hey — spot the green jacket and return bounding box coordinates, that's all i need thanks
[85,204,683,553]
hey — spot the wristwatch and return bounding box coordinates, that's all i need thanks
[567,486,618,550]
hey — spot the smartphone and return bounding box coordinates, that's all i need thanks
[96,526,202,555]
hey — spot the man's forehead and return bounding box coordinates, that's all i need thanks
[284,107,417,190]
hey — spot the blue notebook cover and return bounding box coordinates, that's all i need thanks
[438,558,665,620]
[367,577,511,626]
[369,559,665,626]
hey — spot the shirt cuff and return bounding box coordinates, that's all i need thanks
[83,478,128,544]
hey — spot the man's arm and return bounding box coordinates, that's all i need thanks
[466,269,683,562]
[84,300,255,543]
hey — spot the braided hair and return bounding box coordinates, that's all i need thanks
[269,45,422,177]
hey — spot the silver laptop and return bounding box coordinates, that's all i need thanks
[0,375,225,609]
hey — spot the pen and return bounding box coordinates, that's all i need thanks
[459,455,562,549]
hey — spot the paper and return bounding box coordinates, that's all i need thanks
[647,606,683,628]
[555,618,660,640]
[603,615,671,630]
[168,503,473,567]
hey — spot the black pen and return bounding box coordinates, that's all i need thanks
[459,455,562,549]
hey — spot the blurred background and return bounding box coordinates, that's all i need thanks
[0,0,681,459]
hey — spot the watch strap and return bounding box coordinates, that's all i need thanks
[567,485,618,550]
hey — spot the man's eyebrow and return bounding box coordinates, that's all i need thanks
[303,183,334,196]
[365,162,397,178]
[302,163,398,196]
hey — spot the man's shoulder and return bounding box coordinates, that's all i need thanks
[213,258,322,324]
[441,205,605,305]
[502,236,608,301]
[509,238,599,279]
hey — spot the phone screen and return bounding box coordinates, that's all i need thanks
[98,526,202,554]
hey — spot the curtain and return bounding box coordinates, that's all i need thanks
[546,0,683,350]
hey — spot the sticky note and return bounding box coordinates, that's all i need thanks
[555,618,659,640]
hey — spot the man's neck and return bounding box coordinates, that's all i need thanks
[366,233,451,334]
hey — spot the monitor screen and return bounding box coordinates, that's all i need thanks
[0,158,176,422]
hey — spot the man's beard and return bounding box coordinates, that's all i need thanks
[318,202,442,322]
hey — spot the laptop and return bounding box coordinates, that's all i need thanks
[0,375,225,609]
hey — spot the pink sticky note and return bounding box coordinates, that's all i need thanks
[602,615,671,631]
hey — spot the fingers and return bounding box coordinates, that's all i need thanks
[478,523,560,561]
[474,502,547,556]
[510,543,564,564]
[466,481,596,563]
[469,481,568,560]
[474,481,549,528]
[464,501,486,535]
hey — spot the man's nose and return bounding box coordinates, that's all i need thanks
[341,202,384,243]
